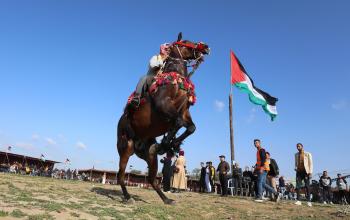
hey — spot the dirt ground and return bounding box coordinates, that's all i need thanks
[0,173,348,220]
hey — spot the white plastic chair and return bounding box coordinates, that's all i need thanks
[228,179,235,196]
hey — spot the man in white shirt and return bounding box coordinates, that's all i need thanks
[130,43,170,107]
[294,143,313,207]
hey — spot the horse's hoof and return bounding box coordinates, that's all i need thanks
[164,199,176,205]
[123,198,135,204]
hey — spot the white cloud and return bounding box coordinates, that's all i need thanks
[331,100,348,111]
[45,138,57,146]
[32,134,40,141]
[76,141,87,149]
[214,100,225,112]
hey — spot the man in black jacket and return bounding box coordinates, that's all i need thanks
[199,162,206,193]
[160,152,173,192]
[232,162,243,195]
[217,155,230,196]
[243,166,254,197]
[266,152,279,196]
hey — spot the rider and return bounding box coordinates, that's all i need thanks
[130,43,171,107]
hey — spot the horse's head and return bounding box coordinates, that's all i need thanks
[169,32,210,62]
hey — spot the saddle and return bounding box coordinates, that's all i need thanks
[127,72,196,108]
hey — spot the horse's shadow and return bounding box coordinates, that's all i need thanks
[91,187,148,204]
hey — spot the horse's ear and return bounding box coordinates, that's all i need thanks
[177,32,183,42]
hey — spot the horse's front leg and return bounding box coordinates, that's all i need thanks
[170,122,196,151]
[153,95,183,152]
[169,111,196,151]
[160,117,183,149]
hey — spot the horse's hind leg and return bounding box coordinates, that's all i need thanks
[146,143,175,205]
[117,139,134,202]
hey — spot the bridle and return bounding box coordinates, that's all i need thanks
[167,41,207,77]
[172,41,207,60]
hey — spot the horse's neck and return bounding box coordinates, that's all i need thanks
[163,59,187,76]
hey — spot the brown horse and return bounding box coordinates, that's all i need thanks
[117,33,209,204]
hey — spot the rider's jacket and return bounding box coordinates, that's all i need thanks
[147,55,165,75]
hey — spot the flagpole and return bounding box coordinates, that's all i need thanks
[229,92,235,164]
[90,165,94,182]
[5,150,9,165]
[6,151,10,164]
[229,50,235,173]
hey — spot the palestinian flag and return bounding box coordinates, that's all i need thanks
[230,50,278,121]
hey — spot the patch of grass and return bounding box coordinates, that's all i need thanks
[27,213,54,220]
[39,201,65,212]
[65,202,85,210]
[7,182,21,194]
[70,212,80,217]
[291,217,314,220]
[0,210,9,217]
[26,182,36,187]
[11,209,27,218]
[133,205,183,220]
[16,191,35,202]
[88,206,126,219]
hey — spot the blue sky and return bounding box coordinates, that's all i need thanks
[0,1,349,179]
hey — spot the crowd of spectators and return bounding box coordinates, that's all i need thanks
[0,161,52,177]
[0,162,90,182]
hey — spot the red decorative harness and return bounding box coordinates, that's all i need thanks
[127,72,196,107]
[149,72,196,105]
[173,41,207,52]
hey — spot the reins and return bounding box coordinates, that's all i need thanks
[165,44,204,78]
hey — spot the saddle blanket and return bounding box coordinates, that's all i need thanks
[127,72,196,106]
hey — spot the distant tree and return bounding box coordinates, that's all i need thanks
[190,168,201,180]
[130,169,142,175]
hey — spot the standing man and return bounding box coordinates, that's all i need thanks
[217,155,230,196]
[319,170,333,204]
[171,150,186,193]
[205,162,211,193]
[160,152,173,193]
[266,152,279,198]
[294,143,313,207]
[199,162,207,193]
[232,162,243,196]
[336,173,348,205]
[209,162,216,193]
[253,139,279,202]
